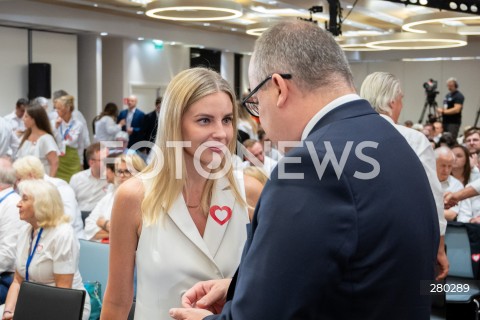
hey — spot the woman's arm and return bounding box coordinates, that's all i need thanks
[100,178,143,320]
[46,150,59,176]
[54,273,74,288]
[2,271,24,320]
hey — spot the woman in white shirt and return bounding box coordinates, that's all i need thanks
[2,179,90,320]
[84,154,146,241]
[16,103,59,177]
[93,102,125,142]
[52,95,88,182]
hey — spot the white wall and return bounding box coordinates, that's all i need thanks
[0,26,28,116]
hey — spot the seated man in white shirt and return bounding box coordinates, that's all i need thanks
[0,157,23,304]
[241,139,278,176]
[69,142,110,217]
[436,147,464,221]
[12,155,85,239]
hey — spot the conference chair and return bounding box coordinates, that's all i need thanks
[13,281,85,320]
[79,239,110,299]
[445,222,480,319]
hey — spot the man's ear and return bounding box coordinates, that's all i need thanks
[271,74,289,108]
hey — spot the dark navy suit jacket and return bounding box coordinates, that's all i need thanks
[117,108,145,148]
[207,99,439,320]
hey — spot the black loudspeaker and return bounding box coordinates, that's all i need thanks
[28,63,51,99]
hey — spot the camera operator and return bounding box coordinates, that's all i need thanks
[437,77,464,139]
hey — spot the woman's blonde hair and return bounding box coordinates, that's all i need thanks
[243,166,268,186]
[13,156,45,180]
[141,67,245,225]
[58,95,75,112]
[116,154,147,174]
[17,179,69,228]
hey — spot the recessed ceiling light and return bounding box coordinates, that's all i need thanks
[93,3,98,7]
[138,37,144,41]
[268,1,277,4]
[460,4,468,11]
[100,32,108,36]
[231,28,237,31]
[346,5,353,9]
[136,11,144,15]
[203,22,210,26]
[199,45,205,49]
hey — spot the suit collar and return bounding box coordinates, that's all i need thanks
[307,99,378,138]
[167,176,236,273]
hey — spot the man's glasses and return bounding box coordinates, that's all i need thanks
[241,73,292,117]
[115,169,132,177]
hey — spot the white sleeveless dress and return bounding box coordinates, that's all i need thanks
[134,173,249,319]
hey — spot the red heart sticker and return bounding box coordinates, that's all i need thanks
[472,254,480,262]
[209,205,232,226]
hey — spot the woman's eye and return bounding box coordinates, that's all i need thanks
[223,117,233,124]
[198,118,210,124]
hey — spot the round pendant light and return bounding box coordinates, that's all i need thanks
[146,0,243,21]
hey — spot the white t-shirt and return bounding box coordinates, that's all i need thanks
[94,116,121,142]
[84,190,115,241]
[16,134,59,175]
[69,169,110,212]
[0,187,23,273]
[4,112,25,133]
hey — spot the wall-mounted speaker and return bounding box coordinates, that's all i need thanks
[28,63,51,99]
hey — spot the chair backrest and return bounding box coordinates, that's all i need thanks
[14,281,85,320]
[445,223,475,278]
[79,239,110,298]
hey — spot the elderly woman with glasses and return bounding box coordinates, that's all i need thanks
[1,179,90,320]
[83,154,146,242]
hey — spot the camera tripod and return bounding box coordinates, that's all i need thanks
[418,97,439,124]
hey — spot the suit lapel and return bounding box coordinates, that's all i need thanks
[203,176,236,260]
[168,194,213,259]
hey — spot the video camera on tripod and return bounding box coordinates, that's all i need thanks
[423,79,439,105]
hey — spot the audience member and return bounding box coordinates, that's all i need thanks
[84,154,146,241]
[360,71,447,279]
[404,120,413,128]
[31,96,56,121]
[16,103,59,177]
[436,132,456,148]
[1,179,90,320]
[0,118,14,158]
[144,97,162,144]
[69,142,110,215]
[242,139,277,175]
[93,102,125,142]
[437,77,464,139]
[457,192,480,223]
[464,128,480,170]
[451,144,474,186]
[0,157,23,304]
[237,102,258,143]
[4,98,27,138]
[52,90,89,137]
[170,21,438,320]
[436,147,464,221]
[101,68,262,319]
[117,95,145,148]
[433,121,443,144]
[52,95,89,182]
[13,156,85,239]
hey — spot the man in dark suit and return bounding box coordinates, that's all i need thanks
[170,21,439,320]
[144,97,162,144]
[117,95,145,148]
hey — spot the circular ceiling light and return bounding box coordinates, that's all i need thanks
[246,21,279,36]
[340,36,390,51]
[403,12,480,35]
[366,32,467,50]
[146,0,242,21]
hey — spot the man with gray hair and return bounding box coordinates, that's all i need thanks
[171,21,438,320]
[360,71,448,279]
[0,157,22,304]
[437,77,464,139]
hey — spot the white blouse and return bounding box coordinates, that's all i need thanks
[94,116,121,142]
[16,134,59,175]
[84,190,115,241]
[52,119,88,158]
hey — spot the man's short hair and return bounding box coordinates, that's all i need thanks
[86,142,101,162]
[16,98,29,107]
[243,139,259,149]
[251,21,353,92]
[155,97,162,105]
[0,157,16,186]
[360,72,402,117]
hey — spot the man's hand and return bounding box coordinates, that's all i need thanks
[436,237,449,281]
[169,308,213,320]
[127,127,133,135]
[181,279,231,314]
[470,216,480,224]
[444,192,458,210]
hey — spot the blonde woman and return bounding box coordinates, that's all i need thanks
[52,95,88,182]
[101,68,263,319]
[2,180,90,320]
[17,103,59,176]
[84,154,146,241]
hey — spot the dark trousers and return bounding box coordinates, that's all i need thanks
[0,272,14,304]
[444,123,461,140]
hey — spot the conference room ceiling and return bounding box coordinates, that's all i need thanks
[17,0,480,50]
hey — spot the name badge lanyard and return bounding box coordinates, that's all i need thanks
[26,227,44,281]
[60,121,75,141]
[0,190,15,204]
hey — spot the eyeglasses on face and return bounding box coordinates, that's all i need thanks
[115,169,132,176]
[241,73,292,117]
